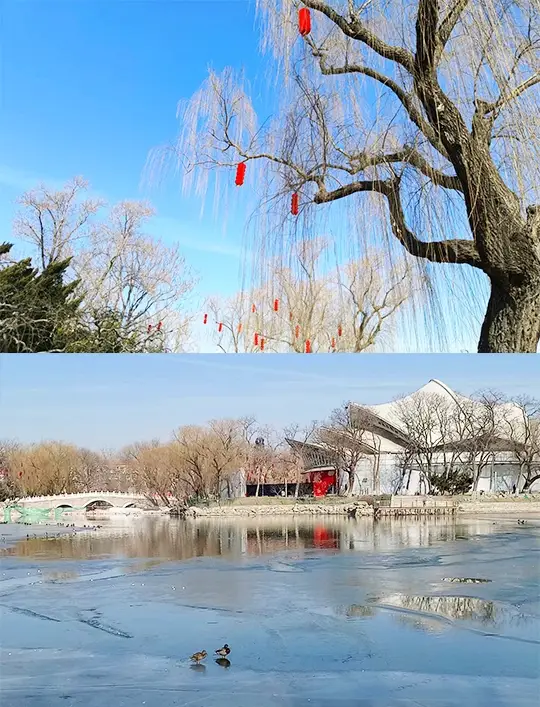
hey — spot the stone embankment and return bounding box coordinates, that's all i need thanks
[456,500,540,514]
[184,502,372,518]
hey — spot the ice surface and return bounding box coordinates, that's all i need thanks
[0,515,539,706]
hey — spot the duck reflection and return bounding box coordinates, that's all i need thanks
[190,663,206,673]
[215,658,231,669]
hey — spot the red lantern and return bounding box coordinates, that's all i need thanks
[218,322,223,333]
[273,298,279,312]
[254,332,259,346]
[331,337,336,349]
[237,323,243,334]
[235,162,246,186]
[203,313,208,324]
[147,324,152,333]
[291,192,299,215]
[157,321,162,331]
[305,339,311,353]
[298,7,311,36]
[295,325,300,338]
[251,303,256,313]
[260,338,265,351]
[337,324,343,337]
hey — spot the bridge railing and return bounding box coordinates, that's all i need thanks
[18,491,147,502]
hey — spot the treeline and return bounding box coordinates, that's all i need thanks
[0,418,308,503]
[2,389,538,503]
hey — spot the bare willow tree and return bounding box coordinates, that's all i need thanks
[154,0,540,352]
[13,179,197,351]
[206,239,410,352]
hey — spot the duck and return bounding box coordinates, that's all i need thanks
[190,650,207,663]
[518,519,526,525]
[215,644,230,658]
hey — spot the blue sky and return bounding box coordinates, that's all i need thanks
[0,0,262,301]
[0,354,538,450]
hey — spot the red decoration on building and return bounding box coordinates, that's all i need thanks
[331,337,336,349]
[289,311,293,320]
[157,321,162,331]
[254,332,259,346]
[237,322,243,333]
[295,324,300,338]
[18,471,23,478]
[305,339,311,353]
[203,313,208,324]
[251,304,256,313]
[291,192,299,216]
[273,298,279,312]
[235,162,246,186]
[218,322,223,333]
[147,324,152,333]
[260,338,265,351]
[298,7,311,36]
[337,324,343,337]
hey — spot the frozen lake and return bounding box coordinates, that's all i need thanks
[1,515,539,707]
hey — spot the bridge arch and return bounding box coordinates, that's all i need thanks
[56,503,74,509]
[83,499,114,510]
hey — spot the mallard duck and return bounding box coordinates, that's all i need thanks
[190,650,207,663]
[215,644,230,657]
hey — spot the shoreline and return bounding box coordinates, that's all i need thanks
[183,496,540,518]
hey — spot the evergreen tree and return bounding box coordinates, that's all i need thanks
[0,243,82,352]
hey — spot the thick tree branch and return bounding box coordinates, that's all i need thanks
[379,178,482,266]
[415,0,440,76]
[482,73,540,116]
[310,47,450,159]
[302,0,415,72]
[437,0,470,58]
[323,146,462,190]
[314,177,481,267]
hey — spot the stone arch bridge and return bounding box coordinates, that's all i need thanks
[15,492,153,511]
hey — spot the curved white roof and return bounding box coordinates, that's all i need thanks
[351,379,527,449]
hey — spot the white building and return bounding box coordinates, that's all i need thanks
[288,379,539,495]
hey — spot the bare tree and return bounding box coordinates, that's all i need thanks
[13,180,197,351]
[74,201,196,348]
[156,0,540,352]
[458,391,505,491]
[206,239,410,352]
[501,396,540,492]
[316,404,373,494]
[13,177,103,269]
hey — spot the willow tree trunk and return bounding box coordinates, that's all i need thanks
[478,275,540,353]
